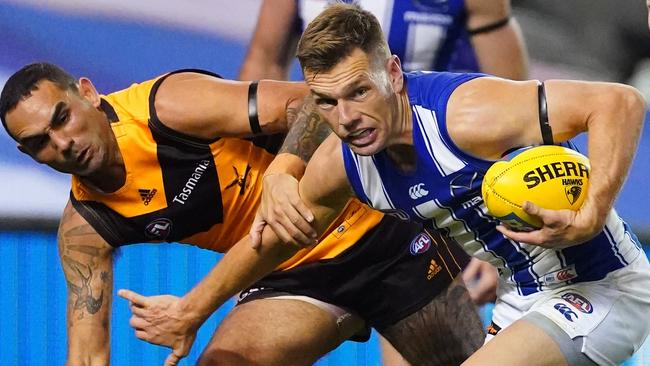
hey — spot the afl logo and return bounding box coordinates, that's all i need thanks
[145,218,173,240]
[410,233,432,255]
[561,292,593,314]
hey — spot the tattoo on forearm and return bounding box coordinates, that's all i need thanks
[67,244,102,257]
[280,96,332,162]
[58,207,111,320]
[63,255,105,316]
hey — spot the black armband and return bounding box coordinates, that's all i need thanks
[248,81,262,135]
[538,82,554,145]
[468,16,510,36]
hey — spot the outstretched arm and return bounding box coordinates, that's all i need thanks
[118,136,352,365]
[238,0,300,81]
[118,228,300,366]
[58,201,114,366]
[153,71,308,139]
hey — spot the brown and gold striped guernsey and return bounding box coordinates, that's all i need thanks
[70,70,384,270]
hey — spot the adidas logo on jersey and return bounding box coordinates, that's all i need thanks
[139,188,157,206]
[427,259,442,280]
[409,183,429,199]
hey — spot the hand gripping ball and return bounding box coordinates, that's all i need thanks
[481,145,590,231]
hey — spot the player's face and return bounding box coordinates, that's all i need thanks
[6,79,115,176]
[305,48,400,156]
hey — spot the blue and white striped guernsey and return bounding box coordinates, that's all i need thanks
[341,71,641,296]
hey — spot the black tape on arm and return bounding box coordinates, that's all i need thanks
[248,81,262,135]
[468,16,510,36]
[538,82,554,145]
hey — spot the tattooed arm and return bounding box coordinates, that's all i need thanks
[250,95,335,246]
[58,200,114,366]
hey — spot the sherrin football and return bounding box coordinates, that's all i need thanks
[481,145,590,231]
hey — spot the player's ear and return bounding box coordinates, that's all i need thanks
[78,77,101,108]
[387,55,404,93]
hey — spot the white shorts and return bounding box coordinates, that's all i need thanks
[488,253,650,365]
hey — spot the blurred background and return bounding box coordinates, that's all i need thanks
[0,0,649,365]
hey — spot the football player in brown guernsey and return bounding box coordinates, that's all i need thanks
[0,63,484,366]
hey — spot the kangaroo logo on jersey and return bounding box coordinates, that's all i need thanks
[410,233,432,255]
[409,183,429,199]
[449,172,479,198]
[225,165,252,196]
[138,188,157,206]
[564,184,583,205]
[144,218,173,240]
[561,292,593,314]
[553,303,578,322]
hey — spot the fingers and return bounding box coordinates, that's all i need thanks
[118,289,150,308]
[469,262,498,305]
[462,257,481,284]
[292,199,315,223]
[267,219,307,246]
[129,315,150,330]
[522,201,540,217]
[165,352,181,366]
[129,303,151,318]
[496,224,543,245]
[272,208,317,246]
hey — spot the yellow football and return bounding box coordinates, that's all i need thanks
[481,145,590,231]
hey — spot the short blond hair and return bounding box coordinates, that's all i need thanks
[297,3,389,75]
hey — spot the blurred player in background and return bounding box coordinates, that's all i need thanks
[240,0,528,79]
[0,63,484,366]
[257,4,650,365]
[240,1,529,362]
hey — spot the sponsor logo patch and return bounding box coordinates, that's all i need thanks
[543,265,578,285]
[172,159,211,205]
[144,218,172,240]
[554,303,578,322]
[486,322,502,336]
[561,292,593,314]
[409,183,429,199]
[410,233,432,255]
[138,188,157,205]
[427,259,442,280]
[225,165,252,195]
[564,184,583,205]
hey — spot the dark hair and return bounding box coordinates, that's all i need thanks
[297,3,388,74]
[0,62,78,140]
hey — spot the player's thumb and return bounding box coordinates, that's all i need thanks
[249,213,267,250]
[522,201,542,217]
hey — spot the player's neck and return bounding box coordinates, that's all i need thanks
[385,92,416,172]
[80,130,126,193]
